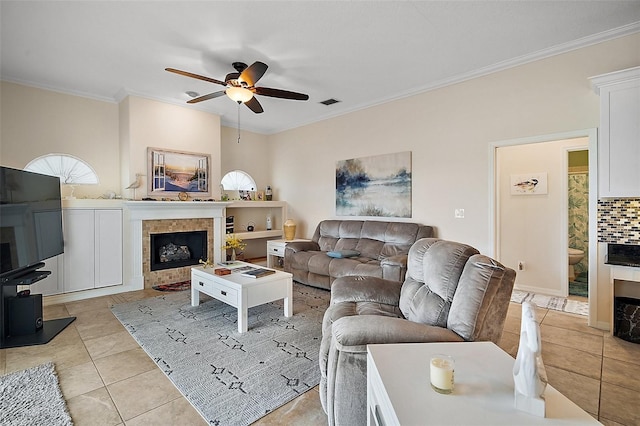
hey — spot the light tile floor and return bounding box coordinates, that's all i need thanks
[1,291,639,425]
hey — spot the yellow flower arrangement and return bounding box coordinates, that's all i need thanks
[222,233,247,251]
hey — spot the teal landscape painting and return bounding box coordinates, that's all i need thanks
[336,151,411,217]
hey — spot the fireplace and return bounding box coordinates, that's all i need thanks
[150,231,207,271]
[124,201,228,290]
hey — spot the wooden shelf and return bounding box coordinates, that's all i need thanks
[234,230,284,240]
[224,201,288,258]
[226,200,287,208]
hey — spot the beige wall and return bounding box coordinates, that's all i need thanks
[121,96,222,199]
[0,86,222,200]
[220,126,270,194]
[268,34,640,251]
[0,82,120,198]
[267,34,639,327]
[497,137,588,296]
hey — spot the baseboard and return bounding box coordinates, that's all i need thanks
[513,284,564,298]
[43,283,143,306]
[592,320,611,332]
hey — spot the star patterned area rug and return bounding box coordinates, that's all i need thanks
[111,283,329,425]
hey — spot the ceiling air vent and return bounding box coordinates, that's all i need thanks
[320,98,341,106]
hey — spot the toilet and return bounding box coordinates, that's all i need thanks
[568,248,584,281]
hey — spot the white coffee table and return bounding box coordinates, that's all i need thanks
[191,262,293,333]
[367,341,599,425]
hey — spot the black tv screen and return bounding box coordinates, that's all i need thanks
[0,166,64,279]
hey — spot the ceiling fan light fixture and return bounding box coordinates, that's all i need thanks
[226,86,253,103]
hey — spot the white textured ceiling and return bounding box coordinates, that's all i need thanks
[2,1,640,134]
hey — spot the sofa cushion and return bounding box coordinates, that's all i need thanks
[355,238,385,260]
[308,252,333,276]
[329,258,382,279]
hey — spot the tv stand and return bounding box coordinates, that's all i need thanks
[4,269,52,286]
[0,266,76,349]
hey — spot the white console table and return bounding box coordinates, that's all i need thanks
[367,341,599,425]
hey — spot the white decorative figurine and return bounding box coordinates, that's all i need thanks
[513,301,547,417]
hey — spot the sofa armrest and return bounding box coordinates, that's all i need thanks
[380,254,408,282]
[331,315,464,353]
[331,276,402,305]
[285,241,319,253]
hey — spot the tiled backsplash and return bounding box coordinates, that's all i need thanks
[598,198,640,244]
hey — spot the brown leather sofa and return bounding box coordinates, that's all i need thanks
[284,220,434,290]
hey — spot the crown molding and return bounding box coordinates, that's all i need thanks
[3,22,639,135]
[589,65,640,94]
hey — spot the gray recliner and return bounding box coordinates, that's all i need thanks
[319,238,517,426]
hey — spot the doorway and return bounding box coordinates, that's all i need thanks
[490,129,598,327]
[568,149,589,301]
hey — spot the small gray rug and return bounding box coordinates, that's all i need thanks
[111,283,329,425]
[511,290,589,316]
[0,362,73,426]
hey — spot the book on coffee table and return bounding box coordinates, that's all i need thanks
[240,268,277,279]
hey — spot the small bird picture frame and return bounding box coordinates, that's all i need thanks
[510,172,548,195]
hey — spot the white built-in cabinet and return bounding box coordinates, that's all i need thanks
[591,67,640,198]
[63,208,123,292]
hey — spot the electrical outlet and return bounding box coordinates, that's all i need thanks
[518,261,525,271]
[454,208,465,219]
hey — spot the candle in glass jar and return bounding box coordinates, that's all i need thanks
[430,355,454,394]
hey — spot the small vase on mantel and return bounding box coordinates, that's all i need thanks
[283,219,297,241]
[230,249,236,262]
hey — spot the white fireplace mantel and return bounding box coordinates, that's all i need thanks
[124,201,230,289]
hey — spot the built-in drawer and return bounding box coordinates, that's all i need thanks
[269,244,285,257]
[208,280,238,306]
[193,275,238,307]
[193,276,214,294]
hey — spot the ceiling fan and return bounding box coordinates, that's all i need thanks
[166,61,309,114]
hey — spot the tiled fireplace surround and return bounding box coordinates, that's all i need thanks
[125,201,228,290]
[143,219,214,288]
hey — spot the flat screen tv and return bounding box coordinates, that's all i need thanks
[0,166,64,282]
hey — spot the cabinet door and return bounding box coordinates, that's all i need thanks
[63,209,95,292]
[94,209,123,288]
[599,80,640,197]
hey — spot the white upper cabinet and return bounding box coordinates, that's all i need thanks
[591,67,640,198]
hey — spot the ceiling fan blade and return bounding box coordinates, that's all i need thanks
[187,91,226,104]
[244,97,264,114]
[239,61,268,86]
[165,68,226,86]
[254,86,309,101]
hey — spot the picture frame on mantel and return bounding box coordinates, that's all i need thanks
[147,147,211,198]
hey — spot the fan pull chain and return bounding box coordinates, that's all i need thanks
[237,102,241,143]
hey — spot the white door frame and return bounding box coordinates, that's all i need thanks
[489,128,599,326]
